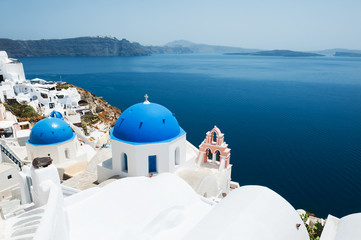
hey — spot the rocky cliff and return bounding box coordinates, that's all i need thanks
[67,84,121,129]
[0,37,150,57]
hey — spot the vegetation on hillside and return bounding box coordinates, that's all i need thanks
[4,102,43,123]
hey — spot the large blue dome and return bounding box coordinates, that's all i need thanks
[27,118,75,145]
[111,102,185,144]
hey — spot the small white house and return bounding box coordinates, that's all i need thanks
[26,117,95,178]
[0,51,26,83]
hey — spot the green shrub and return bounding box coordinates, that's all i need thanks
[81,120,88,135]
[300,211,324,240]
[5,102,39,118]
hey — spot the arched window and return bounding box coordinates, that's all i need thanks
[213,131,217,143]
[207,149,212,160]
[65,149,70,159]
[215,150,221,161]
[175,147,180,165]
[122,153,128,172]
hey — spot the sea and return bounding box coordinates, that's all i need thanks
[20,54,361,218]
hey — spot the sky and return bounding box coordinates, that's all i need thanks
[1,0,361,51]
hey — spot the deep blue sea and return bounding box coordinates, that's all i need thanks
[20,54,361,218]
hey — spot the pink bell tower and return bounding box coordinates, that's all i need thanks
[197,126,231,170]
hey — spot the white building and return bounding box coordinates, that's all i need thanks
[0,103,31,146]
[0,51,83,120]
[26,117,96,178]
[0,163,20,202]
[98,98,187,181]
[0,51,25,102]
[97,97,234,199]
[14,78,82,117]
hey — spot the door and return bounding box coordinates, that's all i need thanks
[148,155,157,173]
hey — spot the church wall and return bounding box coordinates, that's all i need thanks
[168,135,187,172]
[111,134,187,177]
[26,138,79,164]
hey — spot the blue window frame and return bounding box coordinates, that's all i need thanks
[148,155,157,173]
[122,153,128,172]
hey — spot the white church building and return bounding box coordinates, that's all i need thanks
[97,96,234,199]
[26,117,96,178]
[98,96,188,180]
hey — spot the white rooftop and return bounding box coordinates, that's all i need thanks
[0,173,309,240]
[320,213,361,240]
[0,162,16,173]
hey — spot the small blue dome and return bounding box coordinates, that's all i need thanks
[27,118,75,145]
[49,110,64,120]
[112,102,184,143]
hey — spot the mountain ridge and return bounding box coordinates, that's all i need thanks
[1,37,360,57]
[0,37,150,57]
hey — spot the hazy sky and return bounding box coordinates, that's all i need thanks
[1,0,360,50]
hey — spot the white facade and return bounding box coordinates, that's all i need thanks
[0,163,20,202]
[26,137,96,178]
[0,51,26,83]
[0,51,83,121]
[26,137,85,164]
[14,81,82,117]
[111,134,186,178]
[0,51,26,103]
[320,213,361,240]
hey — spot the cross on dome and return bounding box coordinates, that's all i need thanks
[144,94,150,104]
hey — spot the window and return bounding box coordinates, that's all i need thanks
[207,149,212,160]
[215,151,221,161]
[122,153,128,172]
[7,175,12,179]
[65,149,70,159]
[148,155,157,173]
[175,148,180,165]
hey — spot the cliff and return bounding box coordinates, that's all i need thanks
[68,84,121,129]
[0,37,150,57]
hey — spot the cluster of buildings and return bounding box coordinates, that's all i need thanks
[0,51,359,240]
[0,51,82,119]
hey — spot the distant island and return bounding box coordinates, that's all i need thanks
[334,52,361,57]
[225,50,324,57]
[162,40,260,54]
[0,37,150,57]
[1,37,361,58]
[0,37,260,57]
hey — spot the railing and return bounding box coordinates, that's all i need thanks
[0,142,23,170]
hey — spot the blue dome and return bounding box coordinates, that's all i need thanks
[27,118,75,145]
[112,102,184,143]
[49,110,64,120]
